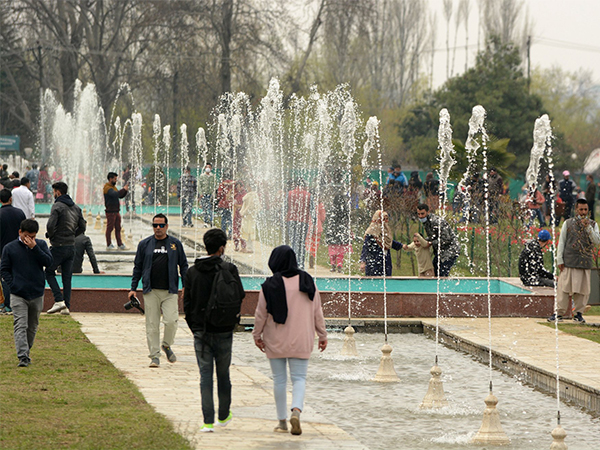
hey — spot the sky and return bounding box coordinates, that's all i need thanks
[429,0,600,89]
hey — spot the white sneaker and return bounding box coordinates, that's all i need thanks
[60,307,70,315]
[200,424,214,433]
[107,244,115,250]
[118,244,127,250]
[47,301,67,314]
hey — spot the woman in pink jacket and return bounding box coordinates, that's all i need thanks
[253,245,327,436]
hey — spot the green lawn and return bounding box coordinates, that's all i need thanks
[542,322,600,345]
[542,306,600,345]
[0,315,192,450]
[587,305,600,316]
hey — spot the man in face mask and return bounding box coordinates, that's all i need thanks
[416,203,460,277]
[198,163,215,227]
[550,198,600,323]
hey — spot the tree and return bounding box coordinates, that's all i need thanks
[399,37,546,174]
[479,0,532,63]
[0,3,39,145]
[532,66,600,169]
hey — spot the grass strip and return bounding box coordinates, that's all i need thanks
[541,321,600,345]
[586,305,600,316]
[0,315,192,450]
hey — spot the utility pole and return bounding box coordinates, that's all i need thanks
[526,35,531,93]
[172,70,178,165]
[37,41,46,163]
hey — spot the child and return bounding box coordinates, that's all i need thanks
[404,233,434,277]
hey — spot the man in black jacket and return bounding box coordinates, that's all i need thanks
[184,228,244,433]
[45,182,86,315]
[0,189,26,314]
[103,172,129,250]
[1,219,53,366]
[73,233,102,274]
[519,230,554,287]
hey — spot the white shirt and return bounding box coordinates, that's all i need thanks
[11,185,35,219]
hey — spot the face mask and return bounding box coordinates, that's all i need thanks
[418,217,427,223]
[205,168,211,173]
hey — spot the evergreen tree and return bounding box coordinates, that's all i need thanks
[400,36,546,174]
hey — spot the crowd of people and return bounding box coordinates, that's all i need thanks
[2,155,599,440]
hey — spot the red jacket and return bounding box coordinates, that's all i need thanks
[216,180,234,209]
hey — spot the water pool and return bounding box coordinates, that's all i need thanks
[232,331,600,449]
[66,274,529,294]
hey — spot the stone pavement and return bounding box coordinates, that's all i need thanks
[74,313,600,449]
[75,313,367,450]
[421,316,600,396]
[36,213,343,278]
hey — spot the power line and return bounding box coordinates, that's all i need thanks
[533,36,600,54]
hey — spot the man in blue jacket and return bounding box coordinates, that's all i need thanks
[1,219,53,367]
[386,164,408,188]
[128,214,188,367]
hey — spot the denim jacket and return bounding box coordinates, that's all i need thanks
[131,235,188,294]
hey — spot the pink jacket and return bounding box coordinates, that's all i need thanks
[253,275,327,359]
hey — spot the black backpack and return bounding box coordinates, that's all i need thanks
[205,261,244,328]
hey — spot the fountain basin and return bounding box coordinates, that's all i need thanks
[230,331,600,449]
[46,275,553,317]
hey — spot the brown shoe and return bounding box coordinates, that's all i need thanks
[274,420,288,433]
[290,410,302,436]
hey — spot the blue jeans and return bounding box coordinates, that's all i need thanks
[221,209,232,238]
[269,358,309,420]
[287,221,308,269]
[200,194,213,225]
[528,208,546,228]
[194,331,233,424]
[433,254,457,277]
[45,245,75,308]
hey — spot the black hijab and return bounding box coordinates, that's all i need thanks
[261,245,316,324]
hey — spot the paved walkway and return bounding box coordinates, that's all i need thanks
[421,317,600,394]
[75,313,366,450]
[36,213,344,278]
[74,313,600,449]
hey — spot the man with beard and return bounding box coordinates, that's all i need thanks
[549,199,600,323]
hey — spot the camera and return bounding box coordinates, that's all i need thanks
[124,296,145,314]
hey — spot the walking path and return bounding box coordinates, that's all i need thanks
[421,317,600,396]
[75,313,366,450]
[36,213,341,278]
[74,313,599,449]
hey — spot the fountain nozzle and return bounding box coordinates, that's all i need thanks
[340,325,358,356]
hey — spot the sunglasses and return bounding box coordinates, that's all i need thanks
[152,223,166,228]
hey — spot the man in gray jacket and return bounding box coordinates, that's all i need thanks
[45,182,86,315]
[549,198,600,323]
